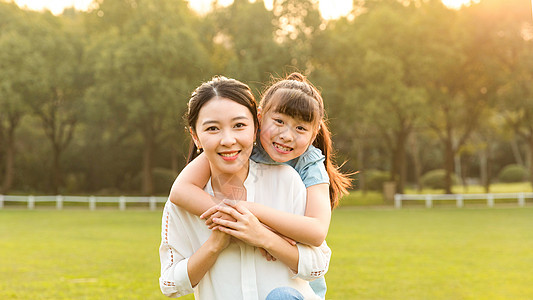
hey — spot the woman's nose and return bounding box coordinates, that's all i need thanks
[220,130,236,146]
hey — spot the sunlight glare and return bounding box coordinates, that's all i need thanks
[441,0,478,10]
[319,0,353,20]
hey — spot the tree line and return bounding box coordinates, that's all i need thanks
[0,0,531,196]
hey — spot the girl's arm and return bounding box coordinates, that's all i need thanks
[213,202,300,272]
[213,201,331,279]
[169,153,217,215]
[246,183,331,247]
[204,183,331,247]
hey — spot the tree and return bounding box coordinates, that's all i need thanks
[85,0,210,195]
[0,4,48,193]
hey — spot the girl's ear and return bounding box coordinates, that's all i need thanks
[189,127,201,149]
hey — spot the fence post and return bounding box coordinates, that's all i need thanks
[456,194,463,208]
[518,193,525,207]
[487,194,494,207]
[119,196,126,211]
[28,195,35,210]
[0,195,3,209]
[56,195,63,210]
[150,196,156,211]
[89,196,96,210]
[425,194,433,208]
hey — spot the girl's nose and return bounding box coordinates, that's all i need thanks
[278,127,293,142]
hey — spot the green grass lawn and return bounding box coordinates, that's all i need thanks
[1,207,533,299]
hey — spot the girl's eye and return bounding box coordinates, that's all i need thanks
[273,118,284,125]
[234,123,247,128]
[206,126,218,131]
[296,126,308,132]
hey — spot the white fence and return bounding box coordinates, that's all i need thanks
[0,195,168,211]
[394,192,533,209]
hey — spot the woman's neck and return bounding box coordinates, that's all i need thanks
[210,168,249,201]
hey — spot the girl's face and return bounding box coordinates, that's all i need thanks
[259,110,316,163]
[191,97,256,178]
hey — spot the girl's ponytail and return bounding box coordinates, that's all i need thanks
[314,119,353,209]
[286,72,306,82]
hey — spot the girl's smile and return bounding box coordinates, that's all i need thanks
[273,142,293,154]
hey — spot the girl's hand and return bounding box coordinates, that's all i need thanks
[258,248,277,261]
[211,200,270,248]
[201,203,236,228]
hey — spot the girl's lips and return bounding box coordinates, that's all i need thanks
[219,151,240,161]
[273,142,293,154]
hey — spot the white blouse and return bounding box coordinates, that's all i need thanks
[159,160,331,300]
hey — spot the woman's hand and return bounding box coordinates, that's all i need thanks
[207,227,231,253]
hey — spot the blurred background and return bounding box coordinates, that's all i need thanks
[0,0,531,198]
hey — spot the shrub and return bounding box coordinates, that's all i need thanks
[365,169,390,191]
[498,164,529,183]
[421,169,458,190]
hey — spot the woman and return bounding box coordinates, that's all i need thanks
[159,76,330,299]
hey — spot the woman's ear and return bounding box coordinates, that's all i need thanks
[189,127,201,149]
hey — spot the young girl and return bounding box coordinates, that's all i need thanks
[169,72,352,298]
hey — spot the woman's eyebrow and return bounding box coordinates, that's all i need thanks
[201,120,219,126]
[232,116,251,121]
[201,116,250,126]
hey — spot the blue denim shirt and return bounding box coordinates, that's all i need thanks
[251,142,329,188]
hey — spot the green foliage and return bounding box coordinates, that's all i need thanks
[153,168,177,195]
[498,164,530,183]
[364,169,390,191]
[421,169,458,190]
[1,0,533,195]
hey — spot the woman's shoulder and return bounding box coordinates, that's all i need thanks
[250,160,301,182]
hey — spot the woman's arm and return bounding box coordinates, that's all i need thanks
[186,230,230,287]
[169,153,217,215]
[204,183,331,247]
[159,202,230,297]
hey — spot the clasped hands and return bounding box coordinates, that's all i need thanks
[200,200,296,262]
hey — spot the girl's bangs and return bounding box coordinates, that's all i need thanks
[269,89,319,124]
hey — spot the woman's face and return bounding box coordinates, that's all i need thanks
[192,97,256,178]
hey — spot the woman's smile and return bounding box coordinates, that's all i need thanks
[219,150,241,160]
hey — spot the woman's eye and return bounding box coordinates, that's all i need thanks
[206,126,218,131]
[234,123,246,128]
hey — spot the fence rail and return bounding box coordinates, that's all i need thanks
[394,192,533,209]
[0,195,168,211]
